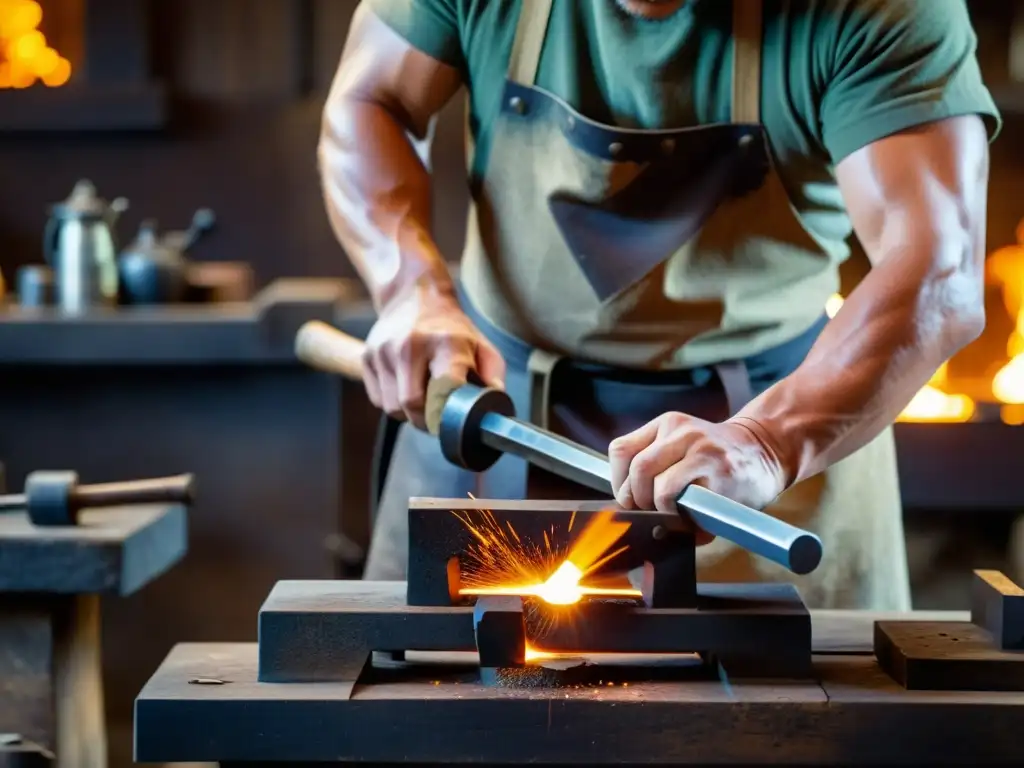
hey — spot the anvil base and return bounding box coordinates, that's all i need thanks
[254,580,812,683]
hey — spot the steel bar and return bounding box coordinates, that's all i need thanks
[477,410,822,575]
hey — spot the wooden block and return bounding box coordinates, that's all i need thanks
[406,498,696,608]
[971,570,1024,650]
[0,504,187,596]
[0,595,105,767]
[185,262,255,303]
[256,580,810,682]
[875,620,1024,691]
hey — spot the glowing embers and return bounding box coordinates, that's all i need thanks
[452,506,642,605]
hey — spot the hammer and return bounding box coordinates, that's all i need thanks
[0,471,195,526]
[295,321,823,575]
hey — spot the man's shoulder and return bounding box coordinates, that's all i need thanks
[777,0,972,60]
[365,0,520,67]
[795,0,967,29]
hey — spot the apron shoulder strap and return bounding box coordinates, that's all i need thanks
[731,0,763,124]
[508,0,555,85]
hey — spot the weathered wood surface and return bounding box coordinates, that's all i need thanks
[136,608,1023,765]
[0,595,104,768]
[0,504,187,595]
[258,580,810,682]
[876,619,1024,691]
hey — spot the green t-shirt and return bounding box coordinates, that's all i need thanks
[364,0,999,248]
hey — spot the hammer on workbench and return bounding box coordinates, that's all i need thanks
[295,321,823,575]
[0,471,195,526]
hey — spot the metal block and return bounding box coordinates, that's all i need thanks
[971,570,1024,650]
[256,580,811,682]
[406,498,696,608]
[473,595,525,684]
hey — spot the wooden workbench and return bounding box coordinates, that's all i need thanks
[1,502,188,768]
[134,601,1024,766]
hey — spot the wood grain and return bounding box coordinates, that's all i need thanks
[311,0,357,93]
[170,0,305,100]
[0,599,53,752]
[0,595,104,767]
[875,620,1024,691]
[52,595,105,768]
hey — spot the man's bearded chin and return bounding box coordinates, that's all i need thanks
[614,0,688,19]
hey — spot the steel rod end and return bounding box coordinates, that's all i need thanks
[438,385,515,472]
[788,533,823,576]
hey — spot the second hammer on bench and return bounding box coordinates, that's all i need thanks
[0,471,196,526]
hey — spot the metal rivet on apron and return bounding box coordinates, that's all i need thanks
[509,96,527,114]
[738,133,754,148]
[608,141,623,157]
[661,138,675,154]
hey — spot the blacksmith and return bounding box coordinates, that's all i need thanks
[319,0,999,609]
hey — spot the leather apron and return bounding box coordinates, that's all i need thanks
[364,0,911,611]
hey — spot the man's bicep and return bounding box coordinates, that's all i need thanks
[818,0,1000,166]
[328,2,463,138]
[835,115,989,267]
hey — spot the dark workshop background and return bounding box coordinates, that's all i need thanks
[2,1,1024,766]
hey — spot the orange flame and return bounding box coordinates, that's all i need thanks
[988,236,1024,411]
[0,0,72,89]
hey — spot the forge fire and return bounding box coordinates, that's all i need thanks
[452,506,642,606]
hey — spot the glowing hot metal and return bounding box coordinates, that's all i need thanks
[454,507,643,605]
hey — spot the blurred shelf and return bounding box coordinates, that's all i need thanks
[0,81,167,133]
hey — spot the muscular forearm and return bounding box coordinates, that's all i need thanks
[317,6,462,311]
[318,97,452,310]
[737,231,984,486]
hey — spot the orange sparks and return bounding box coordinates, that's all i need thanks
[453,507,642,605]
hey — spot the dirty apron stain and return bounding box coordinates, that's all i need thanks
[364,0,911,611]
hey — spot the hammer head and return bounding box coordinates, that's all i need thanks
[437,384,515,473]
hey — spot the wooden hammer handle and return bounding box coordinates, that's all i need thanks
[73,474,196,509]
[294,320,467,435]
[294,320,366,380]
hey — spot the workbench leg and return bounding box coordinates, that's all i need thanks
[0,594,106,768]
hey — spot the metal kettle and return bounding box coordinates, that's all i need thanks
[119,209,216,305]
[44,179,128,313]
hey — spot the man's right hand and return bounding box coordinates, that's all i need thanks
[362,281,506,431]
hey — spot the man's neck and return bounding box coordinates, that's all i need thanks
[614,0,689,20]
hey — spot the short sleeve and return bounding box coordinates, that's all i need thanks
[363,0,465,70]
[819,0,1001,164]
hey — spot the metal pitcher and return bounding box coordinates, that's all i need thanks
[43,179,128,313]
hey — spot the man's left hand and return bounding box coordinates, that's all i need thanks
[608,413,792,544]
